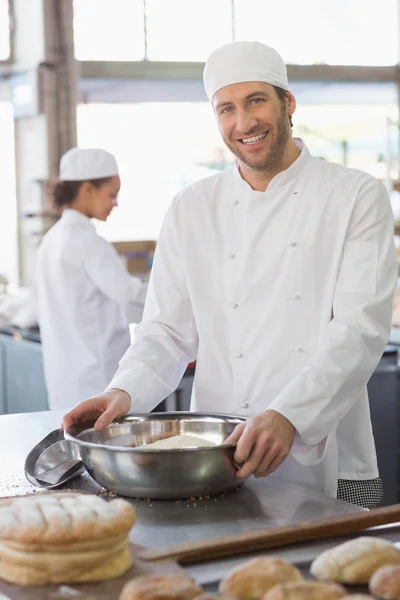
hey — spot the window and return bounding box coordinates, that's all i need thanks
[293,98,399,178]
[0,102,17,285]
[77,102,232,240]
[0,0,10,60]
[145,0,233,61]
[73,0,145,60]
[234,0,398,66]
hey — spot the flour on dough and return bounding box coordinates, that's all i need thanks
[139,434,217,450]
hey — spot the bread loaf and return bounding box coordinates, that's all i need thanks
[0,492,135,585]
[369,563,400,599]
[310,537,400,584]
[119,574,203,600]
[219,557,303,600]
[261,581,347,599]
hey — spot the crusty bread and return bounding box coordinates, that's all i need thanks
[310,536,400,584]
[119,574,203,600]
[0,492,135,585]
[369,563,400,599]
[261,581,347,599]
[218,557,303,600]
[0,492,135,543]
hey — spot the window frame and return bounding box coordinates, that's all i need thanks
[0,0,14,64]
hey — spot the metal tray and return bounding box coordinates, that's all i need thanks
[24,429,85,489]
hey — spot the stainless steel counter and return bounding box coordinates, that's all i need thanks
[0,409,384,590]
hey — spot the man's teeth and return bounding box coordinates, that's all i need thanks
[242,132,267,145]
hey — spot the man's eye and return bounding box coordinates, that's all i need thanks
[251,98,264,105]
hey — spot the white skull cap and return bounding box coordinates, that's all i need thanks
[59,147,119,181]
[203,40,289,101]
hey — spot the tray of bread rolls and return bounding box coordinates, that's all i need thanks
[198,540,400,598]
[1,492,400,599]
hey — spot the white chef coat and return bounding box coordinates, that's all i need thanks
[36,209,148,410]
[108,139,397,497]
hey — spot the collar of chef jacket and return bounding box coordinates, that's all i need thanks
[232,137,312,193]
[61,208,95,229]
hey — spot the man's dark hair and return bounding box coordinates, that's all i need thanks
[273,86,293,129]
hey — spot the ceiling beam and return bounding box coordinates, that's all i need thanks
[80,61,400,83]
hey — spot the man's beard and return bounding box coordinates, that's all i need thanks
[224,104,291,172]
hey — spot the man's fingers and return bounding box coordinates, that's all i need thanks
[94,401,123,431]
[236,433,271,479]
[253,443,282,477]
[255,452,287,478]
[234,426,258,464]
[225,423,245,445]
[62,398,106,430]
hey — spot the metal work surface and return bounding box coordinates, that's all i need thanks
[0,409,377,592]
[1,409,363,541]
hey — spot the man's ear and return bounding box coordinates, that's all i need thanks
[286,91,296,117]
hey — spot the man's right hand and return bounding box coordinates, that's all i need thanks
[62,388,131,432]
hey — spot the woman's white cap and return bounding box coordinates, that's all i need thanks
[59,147,119,181]
[203,41,289,101]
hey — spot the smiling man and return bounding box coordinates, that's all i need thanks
[63,42,397,509]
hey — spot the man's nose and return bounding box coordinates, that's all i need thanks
[235,109,257,134]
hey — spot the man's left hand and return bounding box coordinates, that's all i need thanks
[226,410,295,479]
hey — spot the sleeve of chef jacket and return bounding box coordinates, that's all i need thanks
[269,178,397,460]
[82,232,148,323]
[105,196,199,412]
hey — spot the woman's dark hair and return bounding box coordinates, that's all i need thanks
[273,85,293,129]
[51,177,113,209]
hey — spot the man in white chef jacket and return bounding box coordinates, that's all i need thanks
[64,41,398,508]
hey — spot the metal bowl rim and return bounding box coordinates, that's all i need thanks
[64,411,246,453]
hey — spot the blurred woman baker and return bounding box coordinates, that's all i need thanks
[36,147,148,410]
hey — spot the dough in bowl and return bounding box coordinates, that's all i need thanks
[310,536,400,584]
[119,574,203,599]
[139,435,216,450]
[219,557,303,600]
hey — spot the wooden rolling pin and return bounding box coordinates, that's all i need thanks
[138,503,400,565]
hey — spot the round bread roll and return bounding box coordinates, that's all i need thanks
[219,557,303,600]
[119,574,203,600]
[310,536,400,584]
[261,581,347,599]
[369,563,400,599]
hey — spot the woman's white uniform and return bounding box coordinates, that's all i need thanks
[36,150,147,410]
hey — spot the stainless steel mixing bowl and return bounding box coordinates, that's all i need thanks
[64,412,246,499]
